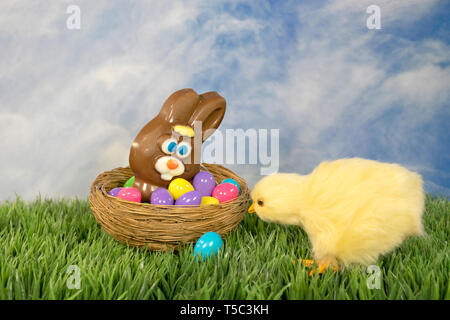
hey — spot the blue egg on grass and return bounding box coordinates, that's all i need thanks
[193,232,223,261]
[221,178,240,192]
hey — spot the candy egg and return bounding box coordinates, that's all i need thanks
[221,178,240,192]
[200,196,219,207]
[150,188,174,205]
[123,176,135,188]
[168,178,195,200]
[212,183,239,203]
[116,187,142,203]
[193,232,223,261]
[175,190,202,206]
[108,187,122,197]
[192,171,216,197]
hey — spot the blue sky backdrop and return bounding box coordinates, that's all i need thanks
[0,0,449,200]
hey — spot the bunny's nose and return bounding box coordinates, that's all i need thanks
[166,159,179,170]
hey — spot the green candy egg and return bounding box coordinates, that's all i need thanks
[124,176,135,188]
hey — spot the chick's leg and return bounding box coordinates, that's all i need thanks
[301,259,315,267]
[292,259,315,266]
[293,259,320,269]
[309,257,339,276]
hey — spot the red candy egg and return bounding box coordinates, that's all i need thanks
[212,183,239,203]
[116,187,142,203]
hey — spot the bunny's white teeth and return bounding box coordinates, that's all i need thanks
[155,156,185,180]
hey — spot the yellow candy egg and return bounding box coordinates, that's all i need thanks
[200,196,219,207]
[168,178,195,200]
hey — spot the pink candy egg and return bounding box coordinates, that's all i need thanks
[212,183,239,203]
[116,187,142,203]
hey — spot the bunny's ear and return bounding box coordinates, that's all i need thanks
[189,91,226,142]
[158,88,200,124]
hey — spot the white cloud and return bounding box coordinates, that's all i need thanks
[265,1,449,178]
[0,0,266,200]
[381,64,450,108]
[0,0,448,200]
[326,0,439,25]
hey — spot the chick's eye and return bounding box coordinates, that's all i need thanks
[257,200,264,207]
[161,138,178,154]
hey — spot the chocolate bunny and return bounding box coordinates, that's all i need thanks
[129,88,226,202]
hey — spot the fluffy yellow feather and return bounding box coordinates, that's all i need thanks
[250,158,425,269]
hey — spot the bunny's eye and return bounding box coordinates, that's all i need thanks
[161,138,178,154]
[176,142,191,159]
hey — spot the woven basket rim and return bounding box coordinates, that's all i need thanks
[89,163,250,251]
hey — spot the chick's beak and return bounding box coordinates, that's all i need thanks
[248,202,255,214]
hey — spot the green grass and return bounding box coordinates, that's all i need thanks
[0,195,448,300]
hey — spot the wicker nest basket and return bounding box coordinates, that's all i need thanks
[89,163,250,251]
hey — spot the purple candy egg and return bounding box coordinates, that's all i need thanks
[150,188,174,205]
[175,190,202,206]
[192,171,216,197]
[108,187,122,197]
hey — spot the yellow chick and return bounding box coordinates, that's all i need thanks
[248,158,425,274]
